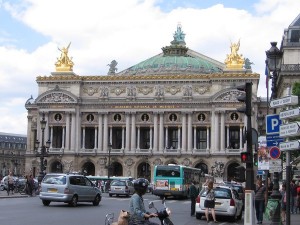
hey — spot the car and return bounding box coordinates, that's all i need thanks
[39,173,102,207]
[195,185,243,222]
[0,176,18,191]
[221,182,245,209]
[109,179,134,197]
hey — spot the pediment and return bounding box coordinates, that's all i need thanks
[36,85,78,104]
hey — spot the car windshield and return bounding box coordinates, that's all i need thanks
[201,187,232,199]
[111,180,126,186]
[42,175,66,185]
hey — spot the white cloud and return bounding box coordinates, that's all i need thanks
[1,0,300,134]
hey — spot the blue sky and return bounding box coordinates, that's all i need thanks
[0,0,299,135]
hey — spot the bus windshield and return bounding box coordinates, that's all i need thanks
[155,166,181,177]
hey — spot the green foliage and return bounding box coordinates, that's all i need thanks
[292,82,300,96]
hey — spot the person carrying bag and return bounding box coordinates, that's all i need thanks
[203,180,217,223]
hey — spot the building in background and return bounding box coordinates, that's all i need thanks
[0,132,26,178]
[24,24,265,182]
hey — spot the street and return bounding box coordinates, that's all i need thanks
[0,192,245,225]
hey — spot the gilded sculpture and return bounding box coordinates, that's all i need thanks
[55,42,74,72]
[224,40,245,69]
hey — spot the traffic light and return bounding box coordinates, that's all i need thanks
[241,152,251,163]
[253,153,258,166]
[236,82,252,116]
[234,166,246,182]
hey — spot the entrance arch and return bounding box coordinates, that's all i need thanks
[110,162,123,177]
[50,160,63,173]
[82,162,95,176]
[227,162,240,181]
[137,162,151,181]
[195,162,208,176]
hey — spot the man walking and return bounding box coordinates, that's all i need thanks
[189,181,199,216]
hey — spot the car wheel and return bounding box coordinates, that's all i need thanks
[42,200,51,206]
[237,209,243,220]
[109,194,112,197]
[195,213,202,220]
[93,194,101,206]
[229,211,237,222]
[69,195,78,207]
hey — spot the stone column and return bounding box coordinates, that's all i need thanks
[220,111,225,151]
[153,113,158,151]
[27,116,32,153]
[103,114,108,151]
[71,112,76,152]
[61,126,65,149]
[65,113,70,151]
[206,126,210,151]
[178,126,181,150]
[165,126,168,149]
[181,113,187,151]
[149,126,153,150]
[193,126,197,150]
[94,127,97,150]
[125,113,130,151]
[82,127,85,149]
[131,113,136,152]
[226,125,229,149]
[159,113,164,151]
[98,113,103,151]
[137,126,140,150]
[210,110,215,151]
[239,126,243,150]
[215,111,219,152]
[187,113,193,152]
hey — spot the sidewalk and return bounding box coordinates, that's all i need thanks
[0,190,31,198]
[264,213,300,225]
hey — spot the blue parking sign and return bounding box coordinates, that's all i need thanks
[266,114,282,135]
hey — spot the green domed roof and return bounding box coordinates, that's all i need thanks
[119,24,224,76]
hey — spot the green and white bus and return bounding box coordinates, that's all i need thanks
[153,164,202,198]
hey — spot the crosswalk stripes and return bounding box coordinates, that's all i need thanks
[103,196,190,204]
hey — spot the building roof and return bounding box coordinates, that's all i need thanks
[0,132,27,143]
[118,24,225,76]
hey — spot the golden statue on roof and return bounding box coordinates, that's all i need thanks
[225,40,245,69]
[55,42,74,72]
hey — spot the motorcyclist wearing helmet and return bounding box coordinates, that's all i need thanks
[129,178,158,225]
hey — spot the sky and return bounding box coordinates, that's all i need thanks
[0,0,299,135]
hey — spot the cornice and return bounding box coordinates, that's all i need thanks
[36,73,260,82]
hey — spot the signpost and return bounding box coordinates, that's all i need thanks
[279,122,300,137]
[266,114,282,135]
[269,146,281,159]
[269,95,298,108]
[279,140,300,151]
[279,107,300,119]
[269,159,282,173]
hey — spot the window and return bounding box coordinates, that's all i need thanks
[196,128,207,149]
[229,127,240,149]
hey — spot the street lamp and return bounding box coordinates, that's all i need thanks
[257,111,265,136]
[266,42,283,225]
[104,143,112,179]
[35,113,51,183]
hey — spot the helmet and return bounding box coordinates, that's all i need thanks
[133,178,149,192]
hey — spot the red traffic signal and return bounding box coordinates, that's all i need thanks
[241,152,251,163]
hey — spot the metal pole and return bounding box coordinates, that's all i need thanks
[108,146,111,179]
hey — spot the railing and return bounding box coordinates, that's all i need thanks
[281,64,300,72]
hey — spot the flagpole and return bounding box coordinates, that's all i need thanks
[265,60,270,115]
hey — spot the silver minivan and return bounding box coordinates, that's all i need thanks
[109,179,134,197]
[39,173,101,207]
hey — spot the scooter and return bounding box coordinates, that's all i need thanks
[148,198,174,225]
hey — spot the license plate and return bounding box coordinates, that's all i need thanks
[215,202,221,206]
[114,188,121,190]
[170,188,178,191]
[164,192,171,196]
[48,188,57,193]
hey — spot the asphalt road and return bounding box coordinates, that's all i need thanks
[0,191,248,225]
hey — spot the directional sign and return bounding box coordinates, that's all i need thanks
[279,140,300,151]
[269,146,281,159]
[280,108,300,120]
[266,114,282,135]
[279,122,300,137]
[266,134,284,147]
[270,95,299,108]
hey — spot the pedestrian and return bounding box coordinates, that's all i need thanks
[128,178,158,225]
[27,175,34,196]
[255,179,267,224]
[7,172,14,196]
[290,180,297,214]
[203,179,217,223]
[280,183,287,223]
[189,180,199,216]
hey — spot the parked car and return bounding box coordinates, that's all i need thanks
[109,179,134,197]
[39,173,101,207]
[195,185,243,222]
[222,182,245,210]
[0,176,18,191]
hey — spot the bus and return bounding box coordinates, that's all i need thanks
[153,164,202,198]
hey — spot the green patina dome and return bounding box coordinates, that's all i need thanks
[119,24,224,76]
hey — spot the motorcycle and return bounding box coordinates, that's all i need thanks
[148,198,174,225]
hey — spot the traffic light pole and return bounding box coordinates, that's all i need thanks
[245,83,255,191]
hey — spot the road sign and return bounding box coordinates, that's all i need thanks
[266,134,284,147]
[269,146,281,159]
[279,140,300,151]
[280,108,300,120]
[266,114,282,135]
[269,159,282,173]
[279,122,300,137]
[269,95,299,108]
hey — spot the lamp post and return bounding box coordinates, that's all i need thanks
[104,143,112,179]
[35,113,51,183]
[266,41,283,225]
[10,152,19,176]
